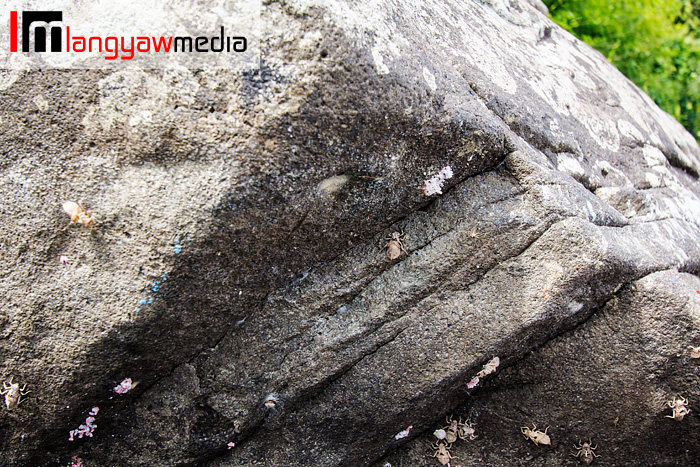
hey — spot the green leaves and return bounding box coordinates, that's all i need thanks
[545,0,700,140]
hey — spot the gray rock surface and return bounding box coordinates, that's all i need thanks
[381,270,700,466]
[1,0,700,466]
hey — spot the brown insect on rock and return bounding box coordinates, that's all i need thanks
[572,439,599,464]
[62,201,94,227]
[1,376,29,410]
[520,424,551,445]
[431,441,454,465]
[666,396,690,421]
[383,231,407,260]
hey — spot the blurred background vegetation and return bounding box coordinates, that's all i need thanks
[543,0,700,141]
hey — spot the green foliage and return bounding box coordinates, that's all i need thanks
[544,0,700,140]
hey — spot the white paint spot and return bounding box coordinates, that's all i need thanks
[642,145,667,167]
[585,116,620,152]
[549,118,560,133]
[372,47,390,75]
[585,200,596,220]
[645,172,662,188]
[317,175,350,196]
[128,110,153,126]
[113,378,134,394]
[617,119,643,141]
[33,95,49,112]
[556,154,584,177]
[567,301,583,313]
[423,67,437,92]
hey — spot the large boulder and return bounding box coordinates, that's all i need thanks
[1,0,699,465]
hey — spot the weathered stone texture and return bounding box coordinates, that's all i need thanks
[1,0,700,466]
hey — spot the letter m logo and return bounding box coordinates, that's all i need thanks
[22,11,63,52]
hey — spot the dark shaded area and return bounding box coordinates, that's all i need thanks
[12,12,507,466]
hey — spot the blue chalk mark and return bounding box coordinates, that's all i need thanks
[136,308,141,313]
[173,246,182,253]
[152,285,160,292]
[139,300,147,305]
[148,297,153,304]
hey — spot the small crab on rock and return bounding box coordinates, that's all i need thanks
[476,356,500,378]
[666,396,690,421]
[1,376,29,410]
[520,424,551,446]
[457,418,476,440]
[443,415,460,444]
[572,439,599,465]
[431,440,454,465]
[383,231,407,260]
[440,415,476,443]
